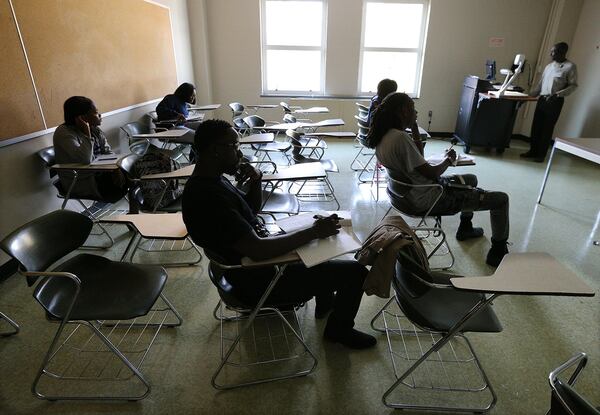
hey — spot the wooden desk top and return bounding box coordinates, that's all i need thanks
[293,106,329,114]
[142,164,195,180]
[302,131,356,138]
[241,251,301,267]
[480,92,538,101]
[101,213,188,239]
[132,129,188,139]
[246,104,279,109]
[555,137,600,157]
[262,162,326,181]
[263,118,345,131]
[188,104,221,111]
[451,253,595,296]
[239,133,275,144]
[51,160,120,171]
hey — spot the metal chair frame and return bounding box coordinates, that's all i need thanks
[207,257,318,389]
[0,311,20,337]
[546,353,599,415]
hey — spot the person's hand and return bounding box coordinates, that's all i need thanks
[75,115,91,138]
[311,214,341,239]
[236,162,262,184]
[177,113,186,122]
[445,148,457,163]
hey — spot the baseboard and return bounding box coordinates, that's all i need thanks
[0,259,18,283]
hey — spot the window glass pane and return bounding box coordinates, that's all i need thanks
[266,1,323,46]
[361,51,417,94]
[364,3,423,48]
[266,50,321,91]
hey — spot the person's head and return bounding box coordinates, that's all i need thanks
[194,119,242,175]
[376,79,398,100]
[63,96,101,126]
[174,82,196,104]
[551,42,568,62]
[366,92,416,148]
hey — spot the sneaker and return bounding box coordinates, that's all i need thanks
[456,225,484,241]
[486,240,509,267]
[324,327,377,349]
[315,293,335,319]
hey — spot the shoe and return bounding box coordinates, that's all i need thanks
[456,222,484,241]
[324,327,377,349]
[532,156,546,163]
[315,293,335,319]
[486,239,509,267]
[520,151,536,158]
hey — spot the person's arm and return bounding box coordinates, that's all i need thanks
[156,98,185,121]
[92,127,112,154]
[556,65,578,97]
[56,123,93,164]
[237,163,263,213]
[410,121,424,155]
[233,215,341,261]
[414,149,456,180]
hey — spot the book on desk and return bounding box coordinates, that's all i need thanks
[427,153,475,166]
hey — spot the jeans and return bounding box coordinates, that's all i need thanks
[430,174,510,241]
[226,260,367,331]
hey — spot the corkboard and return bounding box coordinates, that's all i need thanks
[7,0,177,136]
[0,0,45,141]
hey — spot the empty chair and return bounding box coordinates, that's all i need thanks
[373,243,502,412]
[547,352,600,415]
[242,115,291,163]
[280,101,301,114]
[0,210,180,400]
[121,122,185,160]
[229,102,247,119]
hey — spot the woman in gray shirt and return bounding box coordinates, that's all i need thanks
[53,96,127,202]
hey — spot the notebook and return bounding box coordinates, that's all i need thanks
[427,153,475,166]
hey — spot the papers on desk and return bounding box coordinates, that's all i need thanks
[186,111,205,122]
[427,153,475,166]
[276,211,361,268]
[91,155,119,165]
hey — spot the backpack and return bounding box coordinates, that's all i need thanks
[133,147,183,209]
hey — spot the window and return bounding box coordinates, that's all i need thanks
[260,0,327,95]
[358,0,429,97]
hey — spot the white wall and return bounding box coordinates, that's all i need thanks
[199,0,555,131]
[0,0,196,264]
[555,0,600,137]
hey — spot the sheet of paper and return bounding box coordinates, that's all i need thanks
[427,153,475,166]
[277,211,351,234]
[296,227,362,268]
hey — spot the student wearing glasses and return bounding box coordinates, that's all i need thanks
[182,120,377,350]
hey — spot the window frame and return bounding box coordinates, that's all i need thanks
[357,0,430,98]
[260,0,328,96]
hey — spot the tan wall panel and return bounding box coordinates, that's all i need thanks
[0,0,44,141]
[12,0,178,128]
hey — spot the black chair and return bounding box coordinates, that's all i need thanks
[205,250,317,389]
[120,121,185,161]
[0,210,180,400]
[242,115,291,163]
[372,244,502,412]
[547,353,600,415]
[36,146,121,248]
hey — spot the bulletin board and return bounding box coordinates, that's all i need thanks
[0,0,178,143]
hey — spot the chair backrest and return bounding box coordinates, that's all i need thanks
[280,102,292,113]
[356,102,369,113]
[243,115,265,129]
[129,139,151,156]
[232,117,249,131]
[551,379,600,415]
[37,146,57,178]
[117,153,141,176]
[121,121,150,140]
[0,210,92,272]
[283,114,297,123]
[229,102,245,117]
[285,129,302,147]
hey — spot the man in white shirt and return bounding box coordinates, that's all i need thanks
[521,42,578,162]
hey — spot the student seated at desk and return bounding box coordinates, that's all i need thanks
[53,96,128,203]
[367,78,397,125]
[367,93,510,267]
[182,120,376,350]
[156,82,200,161]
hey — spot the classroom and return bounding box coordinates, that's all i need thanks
[0,0,598,414]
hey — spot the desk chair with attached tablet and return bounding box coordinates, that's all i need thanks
[205,249,317,389]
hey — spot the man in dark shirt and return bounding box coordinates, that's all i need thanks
[182,119,376,349]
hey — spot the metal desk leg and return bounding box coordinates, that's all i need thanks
[537,145,557,204]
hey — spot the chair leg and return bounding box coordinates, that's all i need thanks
[382,294,499,413]
[126,235,203,267]
[0,311,20,337]
[211,266,318,389]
